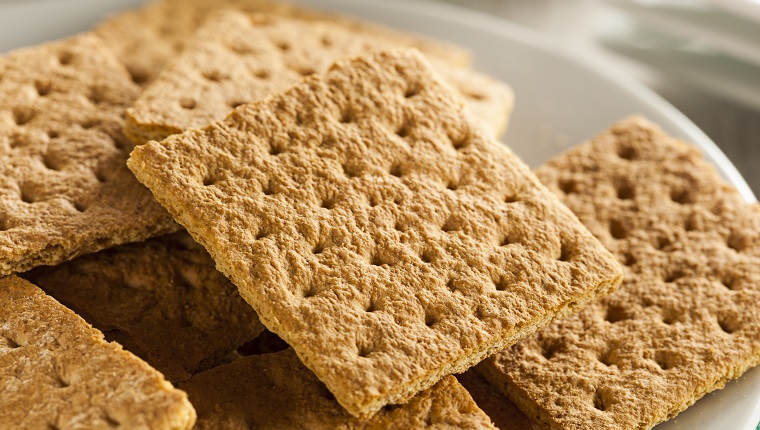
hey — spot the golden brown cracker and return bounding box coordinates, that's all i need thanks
[95,0,471,85]
[0,33,178,275]
[128,49,621,416]
[0,275,195,429]
[124,10,511,144]
[481,116,760,430]
[23,232,264,383]
[181,348,496,429]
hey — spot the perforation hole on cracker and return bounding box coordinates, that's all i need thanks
[395,121,412,138]
[56,50,74,66]
[615,181,635,200]
[201,70,225,82]
[616,143,637,160]
[670,188,694,204]
[609,219,628,240]
[717,314,740,334]
[1,335,21,349]
[593,388,613,412]
[540,339,563,360]
[12,107,35,126]
[598,348,619,367]
[34,80,51,97]
[558,178,578,194]
[449,129,470,150]
[40,153,60,171]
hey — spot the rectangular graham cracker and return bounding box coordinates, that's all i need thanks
[0,33,178,275]
[480,116,760,430]
[22,232,264,383]
[0,275,196,429]
[128,49,622,416]
[123,10,513,145]
[180,348,497,429]
[95,0,472,85]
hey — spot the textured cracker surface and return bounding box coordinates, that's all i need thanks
[0,276,196,429]
[457,369,545,430]
[23,232,264,383]
[481,116,760,430]
[95,0,471,85]
[181,348,496,429]
[124,10,512,145]
[0,34,178,275]
[128,50,622,416]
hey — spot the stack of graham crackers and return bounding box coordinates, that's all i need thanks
[1,1,758,429]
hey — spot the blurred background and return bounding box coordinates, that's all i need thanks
[1,0,757,194]
[432,0,760,194]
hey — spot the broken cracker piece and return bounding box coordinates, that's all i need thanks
[0,33,178,275]
[181,348,496,429]
[0,275,196,429]
[128,49,622,416]
[23,232,264,383]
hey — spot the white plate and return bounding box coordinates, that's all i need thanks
[1,1,758,429]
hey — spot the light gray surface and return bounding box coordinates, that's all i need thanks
[438,0,760,195]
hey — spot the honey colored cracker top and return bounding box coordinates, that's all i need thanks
[0,276,196,429]
[128,49,622,416]
[481,116,760,430]
[181,348,497,429]
[0,33,178,276]
[23,232,264,383]
[124,10,512,145]
[95,0,471,85]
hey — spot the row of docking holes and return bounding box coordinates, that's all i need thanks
[308,242,574,360]
[2,329,121,429]
[537,306,741,414]
[5,51,113,154]
[3,56,115,229]
[1,334,73,387]
[558,175,697,207]
[1,183,95,231]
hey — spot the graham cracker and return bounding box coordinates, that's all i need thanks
[0,275,196,429]
[0,33,178,276]
[95,0,471,85]
[124,10,512,145]
[128,49,622,416]
[180,348,497,429]
[22,232,264,383]
[457,369,546,430]
[480,116,760,430]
